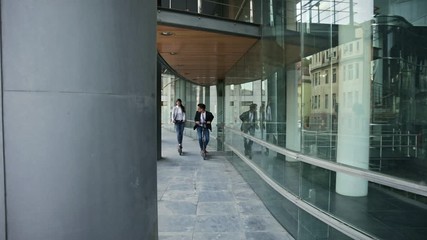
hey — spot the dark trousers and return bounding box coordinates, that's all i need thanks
[243,127,255,155]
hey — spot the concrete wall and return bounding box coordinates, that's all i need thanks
[1,1,157,239]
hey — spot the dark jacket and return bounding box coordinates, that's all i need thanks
[193,111,214,131]
[239,110,258,132]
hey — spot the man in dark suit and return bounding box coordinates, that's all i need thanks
[240,103,258,159]
[194,103,214,154]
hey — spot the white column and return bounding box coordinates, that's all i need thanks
[286,69,300,161]
[198,0,202,14]
[335,26,371,196]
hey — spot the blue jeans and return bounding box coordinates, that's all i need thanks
[196,126,210,150]
[175,121,185,145]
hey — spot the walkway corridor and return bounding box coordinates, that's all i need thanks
[158,128,294,240]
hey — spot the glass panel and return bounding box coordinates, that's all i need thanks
[296,0,427,239]
[227,148,300,238]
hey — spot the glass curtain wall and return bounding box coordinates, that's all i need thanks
[223,0,427,239]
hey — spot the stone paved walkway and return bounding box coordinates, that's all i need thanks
[158,128,294,240]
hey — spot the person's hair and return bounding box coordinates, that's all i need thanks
[250,103,257,110]
[197,103,206,110]
[176,99,186,113]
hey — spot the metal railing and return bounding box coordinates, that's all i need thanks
[301,128,418,171]
[158,0,260,24]
[302,130,337,160]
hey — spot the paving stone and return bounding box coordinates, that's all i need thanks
[197,202,238,215]
[198,191,235,202]
[158,232,193,240]
[161,190,198,203]
[245,231,294,240]
[193,232,245,240]
[158,129,293,239]
[197,181,231,191]
[241,215,286,232]
[194,215,242,232]
[158,215,196,232]
[158,200,197,215]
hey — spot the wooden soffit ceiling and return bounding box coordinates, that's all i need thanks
[157,24,258,86]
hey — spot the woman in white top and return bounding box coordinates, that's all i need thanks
[171,99,186,150]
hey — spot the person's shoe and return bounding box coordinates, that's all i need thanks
[178,144,182,149]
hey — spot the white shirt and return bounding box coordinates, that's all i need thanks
[200,112,206,124]
[172,106,185,122]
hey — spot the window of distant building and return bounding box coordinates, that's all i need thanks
[343,65,347,81]
[332,93,337,110]
[325,94,329,109]
[356,63,359,79]
[316,72,319,85]
[240,82,253,96]
[312,96,315,109]
[332,68,337,83]
[343,92,347,107]
[325,69,329,84]
[314,95,317,109]
[312,73,315,86]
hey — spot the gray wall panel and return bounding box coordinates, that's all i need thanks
[0,26,6,240]
[2,0,157,239]
[2,0,150,95]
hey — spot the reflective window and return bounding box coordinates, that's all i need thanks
[221,0,427,239]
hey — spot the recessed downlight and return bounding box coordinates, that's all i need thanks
[161,31,174,36]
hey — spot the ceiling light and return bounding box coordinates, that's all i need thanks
[170,52,177,55]
[161,31,174,36]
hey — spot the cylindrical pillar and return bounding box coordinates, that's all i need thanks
[286,68,300,161]
[216,80,225,151]
[335,25,371,196]
[1,1,157,239]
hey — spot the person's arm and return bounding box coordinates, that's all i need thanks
[171,107,176,123]
[194,112,200,125]
[206,112,213,124]
[239,112,245,122]
[241,111,250,122]
[255,112,259,129]
[193,112,199,130]
[206,112,214,130]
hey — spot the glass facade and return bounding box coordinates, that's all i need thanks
[161,0,427,239]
